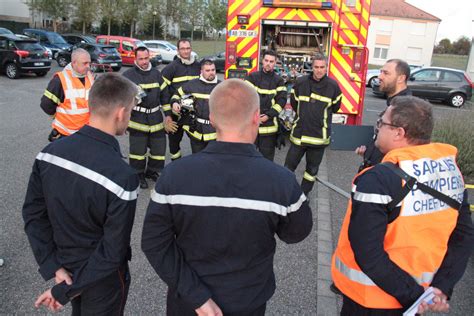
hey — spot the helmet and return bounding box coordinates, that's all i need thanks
[278,108,296,131]
[180,94,195,112]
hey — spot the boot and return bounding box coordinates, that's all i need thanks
[145,171,159,182]
[139,173,148,189]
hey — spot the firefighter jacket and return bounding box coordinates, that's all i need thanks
[332,143,473,310]
[41,65,94,136]
[245,70,287,136]
[122,65,169,133]
[170,77,220,142]
[290,74,342,147]
[22,125,139,305]
[142,141,313,312]
[161,57,201,116]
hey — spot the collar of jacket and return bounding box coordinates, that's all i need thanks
[309,73,327,83]
[65,63,86,78]
[78,125,121,154]
[386,88,412,106]
[199,74,218,84]
[202,141,261,157]
[177,54,196,65]
[134,61,152,73]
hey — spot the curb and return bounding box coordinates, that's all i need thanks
[316,154,338,315]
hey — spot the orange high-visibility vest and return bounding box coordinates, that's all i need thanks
[52,69,94,136]
[332,143,463,309]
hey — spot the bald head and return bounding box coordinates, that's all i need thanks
[209,79,259,140]
[71,48,91,75]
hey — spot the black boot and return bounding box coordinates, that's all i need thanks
[139,173,148,189]
[145,171,159,182]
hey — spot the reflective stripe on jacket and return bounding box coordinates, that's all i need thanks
[332,143,463,309]
[52,69,94,135]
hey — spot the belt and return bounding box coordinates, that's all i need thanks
[133,105,160,114]
[196,118,210,125]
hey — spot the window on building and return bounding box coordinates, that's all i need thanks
[411,22,426,36]
[374,46,388,59]
[406,47,422,62]
[378,19,393,34]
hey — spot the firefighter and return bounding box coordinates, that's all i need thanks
[245,50,287,161]
[331,96,473,315]
[40,48,94,141]
[284,53,342,196]
[170,59,221,153]
[122,46,169,189]
[162,39,201,160]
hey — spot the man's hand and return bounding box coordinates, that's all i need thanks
[34,289,63,312]
[172,102,181,113]
[195,298,223,316]
[417,288,449,314]
[259,114,269,123]
[164,116,178,134]
[55,267,72,285]
[355,145,366,157]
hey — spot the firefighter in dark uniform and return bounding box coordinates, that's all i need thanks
[170,59,220,153]
[245,50,287,161]
[284,53,342,196]
[23,73,139,314]
[162,39,201,160]
[122,46,169,189]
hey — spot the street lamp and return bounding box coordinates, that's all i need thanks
[152,10,157,40]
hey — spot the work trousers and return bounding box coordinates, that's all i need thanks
[129,130,166,174]
[255,134,277,161]
[190,137,210,154]
[168,126,187,160]
[341,295,404,316]
[71,264,130,316]
[166,289,267,316]
[284,143,326,195]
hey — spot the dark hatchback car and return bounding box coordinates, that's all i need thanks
[0,34,51,79]
[57,42,122,72]
[373,67,474,107]
[62,33,96,45]
[201,51,225,72]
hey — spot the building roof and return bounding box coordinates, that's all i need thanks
[371,0,441,22]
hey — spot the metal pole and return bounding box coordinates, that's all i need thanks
[316,177,351,199]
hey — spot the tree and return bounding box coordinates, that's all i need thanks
[73,0,96,34]
[25,0,71,32]
[97,0,123,35]
[186,0,206,40]
[207,0,227,34]
[452,36,470,55]
[434,38,452,54]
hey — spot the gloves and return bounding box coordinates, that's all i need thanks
[164,117,178,133]
[48,129,62,142]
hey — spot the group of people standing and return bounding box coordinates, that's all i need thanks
[23,40,473,316]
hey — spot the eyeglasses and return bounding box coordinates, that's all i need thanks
[376,118,400,129]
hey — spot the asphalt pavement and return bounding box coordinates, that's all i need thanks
[0,64,472,315]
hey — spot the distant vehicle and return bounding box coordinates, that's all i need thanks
[0,27,14,35]
[23,29,71,59]
[366,65,422,87]
[201,51,225,72]
[372,67,473,107]
[62,33,96,45]
[143,40,198,63]
[96,35,161,66]
[56,43,122,72]
[0,34,51,79]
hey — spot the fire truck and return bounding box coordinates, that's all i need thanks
[224,0,372,125]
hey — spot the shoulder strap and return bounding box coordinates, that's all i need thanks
[381,162,461,211]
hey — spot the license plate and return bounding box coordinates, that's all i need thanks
[34,62,44,66]
[110,63,118,66]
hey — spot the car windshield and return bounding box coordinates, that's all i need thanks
[15,41,45,51]
[135,40,146,47]
[167,43,177,50]
[47,33,67,44]
[0,28,14,35]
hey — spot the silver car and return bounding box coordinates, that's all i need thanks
[143,40,198,63]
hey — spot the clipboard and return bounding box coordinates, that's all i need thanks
[330,124,375,151]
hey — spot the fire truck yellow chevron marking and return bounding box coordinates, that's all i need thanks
[246,42,258,58]
[241,1,258,14]
[362,7,369,22]
[332,48,354,76]
[345,12,361,31]
[297,9,310,21]
[268,7,285,19]
[284,10,298,20]
[361,25,367,38]
[331,69,359,110]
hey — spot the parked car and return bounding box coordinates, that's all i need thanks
[0,34,51,79]
[96,35,161,66]
[0,27,14,35]
[56,42,122,71]
[62,33,96,45]
[143,40,198,63]
[23,29,71,59]
[372,67,473,107]
[366,64,422,87]
[201,51,225,72]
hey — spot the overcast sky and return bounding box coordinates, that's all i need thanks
[406,0,473,43]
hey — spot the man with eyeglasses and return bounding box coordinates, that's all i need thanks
[332,96,473,315]
[356,59,412,170]
[162,39,201,161]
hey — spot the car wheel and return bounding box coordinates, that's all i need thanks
[36,71,48,77]
[112,67,121,72]
[57,56,68,67]
[448,93,465,108]
[5,63,20,79]
[368,77,377,88]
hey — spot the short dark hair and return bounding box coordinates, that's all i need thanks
[389,96,433,144]
[200,58,215,68]
[311,52,328,66]
[262,49,277,59]
[134,46,149,55]
[89,73,137,117]
[386,59,410,82]
[177,38,191,49]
